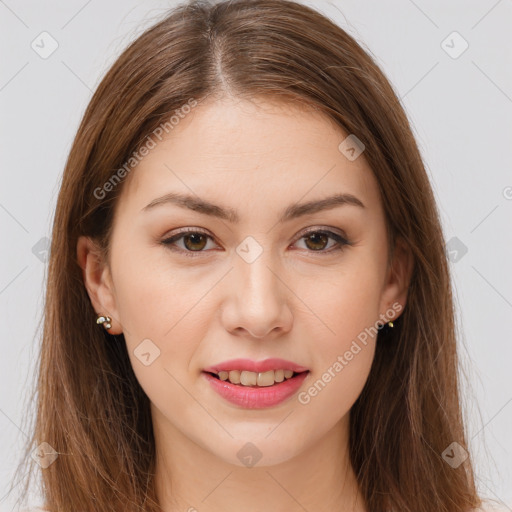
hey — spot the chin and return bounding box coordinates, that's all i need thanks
[210,433,309,468]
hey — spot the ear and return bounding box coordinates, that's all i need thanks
[76,236,123,335]
[378,236,414,322]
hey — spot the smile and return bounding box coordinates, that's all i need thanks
[209,368,298,386]
[202,357,310,408]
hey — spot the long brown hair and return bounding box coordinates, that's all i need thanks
[11,0,482,510]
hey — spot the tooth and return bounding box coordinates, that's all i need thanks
[257,370,275,387]
[274,369,284,382]
[217,369,299,385]
[229,370,241,384]
[240,370,257,386]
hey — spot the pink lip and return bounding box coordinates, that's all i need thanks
[202,370,309,409]
[203,358,309,373]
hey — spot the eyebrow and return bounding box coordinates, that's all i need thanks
[141,191,365,223]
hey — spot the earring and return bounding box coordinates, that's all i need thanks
[96,314,112,330]
[377,320,395,331]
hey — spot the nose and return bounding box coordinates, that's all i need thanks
[220,251,293,340]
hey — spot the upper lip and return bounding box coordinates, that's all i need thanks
[203,358,309,374]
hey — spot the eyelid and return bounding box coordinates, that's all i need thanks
[295,226,349,243]
[161,227,218,256]
[160,226,351,257]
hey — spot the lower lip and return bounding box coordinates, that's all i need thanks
[202,371,309,409]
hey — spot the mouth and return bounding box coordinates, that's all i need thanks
[201,359,310,409]
[204,369,308,387]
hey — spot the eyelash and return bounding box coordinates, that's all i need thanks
[160,227,351,258]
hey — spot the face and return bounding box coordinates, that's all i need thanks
[79,95,410,468]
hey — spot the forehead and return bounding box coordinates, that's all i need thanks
[117,96,380,218]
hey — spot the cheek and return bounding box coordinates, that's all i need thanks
[111,251,208,422]
[297,341,375,427]
[112,243,201,335]
[293,253,382,414]
[297,251,383,348]
[110,246,209,380]
[296,283,379,421]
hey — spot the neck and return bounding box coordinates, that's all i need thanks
[153,408,367,512]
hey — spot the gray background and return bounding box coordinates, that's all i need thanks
[1,0,511,510]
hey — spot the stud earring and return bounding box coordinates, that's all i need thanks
[96,314,112,330]
[377,320,395,331]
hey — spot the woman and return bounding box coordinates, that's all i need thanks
[12,0,485,510]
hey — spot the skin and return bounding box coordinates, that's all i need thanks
[77,95,413,512]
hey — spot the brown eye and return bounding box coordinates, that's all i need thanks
[303,232,330,251]
[182,233,208,251]
[161,229,217,257]
[161,227,350,259]
[294,229,349,253]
